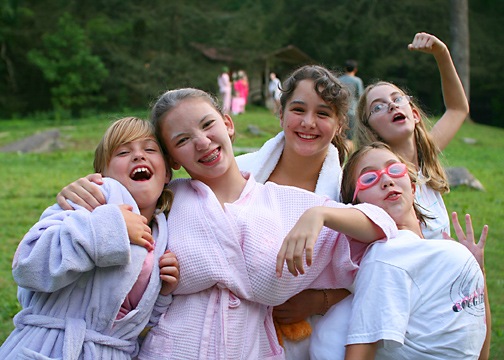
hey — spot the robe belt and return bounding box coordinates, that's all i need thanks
[199,286,241,360]
[14,308,136,360]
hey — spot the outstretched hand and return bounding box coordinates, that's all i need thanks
[408,32,447,56]
[443,212,488,270]
[276,207,324,278]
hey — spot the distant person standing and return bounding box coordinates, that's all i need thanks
[218,66,232,114]
[268,72,282,115]
[339,60,364,141]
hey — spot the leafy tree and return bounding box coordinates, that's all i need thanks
[28,12,108,117]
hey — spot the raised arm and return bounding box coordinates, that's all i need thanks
[408,32,469,150]
[56,173,106,211]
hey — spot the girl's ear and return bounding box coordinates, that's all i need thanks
[223,114,235,138]
[412,108,421,124]
[168,157,181,171]
[279,107,284,127]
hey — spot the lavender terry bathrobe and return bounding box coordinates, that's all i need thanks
[0,178,170,360]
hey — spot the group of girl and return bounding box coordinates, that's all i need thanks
[0,31,490,359]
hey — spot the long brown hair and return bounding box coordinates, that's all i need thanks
[354,81,449,194]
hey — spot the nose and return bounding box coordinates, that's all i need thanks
[132,150,146,161]
[195,134,211,151]
[380,173,395,188]
[388,101,399,111]
[301,113,316,128]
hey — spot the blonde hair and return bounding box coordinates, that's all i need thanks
[94,117,173,217]
[354,81,449,194]
[341,142,427,225]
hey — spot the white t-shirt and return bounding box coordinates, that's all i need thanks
[347,230,486,359]
[310,230,486,360]
[415,173,450,239]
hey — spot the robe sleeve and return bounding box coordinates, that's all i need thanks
[12,182,133,292]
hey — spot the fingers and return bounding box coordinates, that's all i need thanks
[159,251,180,295]
[56,193,75,210]
[478,224,489,249]
[57,176,106,211]
[441,231,453,240]
[451,211,465,242]
[464,213,474,242]
[86,173,104,185]
[407,32,444,54]
[276,238,304,277]
[119,204,134,212]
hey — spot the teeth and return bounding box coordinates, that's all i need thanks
[298,133,317,140]
[201,149,219,163]
[131,167,150,176]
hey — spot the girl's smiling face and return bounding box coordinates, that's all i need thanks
[354,148,415,227]
[280,79,340,159]
[159,98,236,183]
[365,84,420,145]
[105,137,169,215]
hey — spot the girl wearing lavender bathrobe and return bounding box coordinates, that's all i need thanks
[0,117,178,360]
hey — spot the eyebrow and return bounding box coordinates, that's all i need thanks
[289,99,334,111]
[169,113,213,141]
[368,91,403,106]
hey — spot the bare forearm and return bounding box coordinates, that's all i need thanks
[434,47,469,115]
[321,207,385,243]
[345,343,377,360]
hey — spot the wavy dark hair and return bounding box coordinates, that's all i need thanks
[279,65,351,164]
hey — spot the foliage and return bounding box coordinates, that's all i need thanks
[0,109,503,357]
[0,1,502,125]
[27,13,108,117]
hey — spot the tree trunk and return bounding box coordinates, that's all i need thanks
[450,0,470,119]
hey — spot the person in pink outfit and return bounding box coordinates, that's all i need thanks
[217,66,232,114]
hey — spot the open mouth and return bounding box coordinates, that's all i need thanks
[130,167,152,181]
[392,113,406,122]
[385,191,401,200]
[199,148,220,163]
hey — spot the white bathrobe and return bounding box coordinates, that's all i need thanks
[235,131,343,359]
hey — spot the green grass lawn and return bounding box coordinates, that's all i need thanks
[0,107,502,358]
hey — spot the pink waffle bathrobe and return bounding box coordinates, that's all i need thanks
[138,173,396,360]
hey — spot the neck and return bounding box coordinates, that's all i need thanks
[390,139,419,170]
[204,163,247,207]
[397,208,424,238]
[140,206,156,226]
[268,147,327,192]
